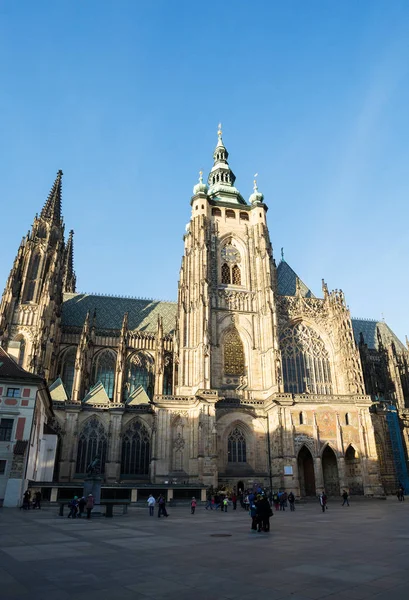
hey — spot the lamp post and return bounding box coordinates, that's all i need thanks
[259,413,273,501]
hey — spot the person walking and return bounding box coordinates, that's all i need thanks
[147,494,155,516]
[33,490,42,509]
[319,492,327,513]
[157,495,168,518]
[205,494,213,510]
[288,491,295,511]
[273,492,280,512]
[191,497,197,514]
[223,497,229,513]
[68,496,78,519]
[231,493,237,510]
[86,494,94,519]
[341,490,349,506]
[78,496,86,517]
[21,490,31,510]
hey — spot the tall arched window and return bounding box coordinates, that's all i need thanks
[60,347,76,399]
[228,427,247,462]
[76,417,108,474]
[125,353,154,400]
[17,338,25,367]
[92,350,116,399]
[280,323,333,395]
[224,328,245,376]
[24,252,41,302]
[121,420,150,475]
[163,353,173,395]
[220,243,242,286]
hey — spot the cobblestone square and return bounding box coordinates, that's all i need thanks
[0,498,408,600]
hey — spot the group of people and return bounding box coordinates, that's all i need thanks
[204,493,235,511]
[147,494,169,517]
[67,494,95,519]
[249,493,273,532]
[20,490,42,510]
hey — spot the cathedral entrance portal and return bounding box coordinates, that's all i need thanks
[345,445,363,495]
[297,446,316,496]
[322,446,340,496]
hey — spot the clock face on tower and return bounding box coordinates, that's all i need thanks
[221,244,240,263]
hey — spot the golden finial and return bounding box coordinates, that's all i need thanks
[253,173,258,191]
[217,122,222,138]
[199,170,203,183]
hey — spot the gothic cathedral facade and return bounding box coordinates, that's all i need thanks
[1,130,409,497]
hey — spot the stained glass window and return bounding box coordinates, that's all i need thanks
[76,417,107,474]
[121,420,150,475]
[232,264,241,285]
[228,427,247,462]
[280,323,332,395]
[221,263,230,284]
[125,352,154,400]
[224,328,245,376]
[92,350,116,399]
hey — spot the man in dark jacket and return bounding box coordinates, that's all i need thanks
[256,495,273,532]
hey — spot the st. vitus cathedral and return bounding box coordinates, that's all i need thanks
[1,128,409,497]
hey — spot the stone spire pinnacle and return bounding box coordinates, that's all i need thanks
[40,170,63,224]
[63,229,76,293]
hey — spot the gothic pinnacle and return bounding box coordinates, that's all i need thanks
[63,229,76,293]
[40,170,63,224]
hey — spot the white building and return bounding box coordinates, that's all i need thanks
[0,347,56,507]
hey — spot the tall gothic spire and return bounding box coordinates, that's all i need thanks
[63,230,76,293]
[40,170,63,224]
[207,125,245,205]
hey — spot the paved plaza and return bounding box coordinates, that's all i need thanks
[0,498,408,600]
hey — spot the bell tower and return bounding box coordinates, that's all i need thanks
[175,127,281,399]
[0,170,75,379]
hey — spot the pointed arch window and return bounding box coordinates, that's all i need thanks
[60,347,76,399]
[92,350,116,399]
[280,323,333,395]
[224,328,245,376]
[121,420,150,475]
[163,353,173,395]
[76,417,107,474]
[221,263,230,284]
[228,427,247,462]
[125,352,154,400]
[345,413,350,426]
[24,252,41,302]
[220,244,242,286]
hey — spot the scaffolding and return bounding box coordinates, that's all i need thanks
[385,405,409,493]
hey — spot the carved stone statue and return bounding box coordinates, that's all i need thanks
[86,456,101,476]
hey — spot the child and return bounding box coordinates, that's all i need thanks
[223,497,229,512]
[191,497,197,514]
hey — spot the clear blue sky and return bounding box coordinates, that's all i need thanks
[1,1,408,342]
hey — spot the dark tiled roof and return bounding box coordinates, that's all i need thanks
[62,293,177,334]
[351,319,406,352]
[0,347,42,381]
[276,260,314,298]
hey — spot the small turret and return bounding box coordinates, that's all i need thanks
[192,170,208,196]
[40,170,63,225]
[249,175,264,205]
[63,230,76,293]
[207,125,245,204]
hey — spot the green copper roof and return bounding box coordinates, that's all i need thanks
[62,293,177,334]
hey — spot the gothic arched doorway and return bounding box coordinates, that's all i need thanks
[298,446,316,496]
[345,445,363,495]
[322,446,340,496]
